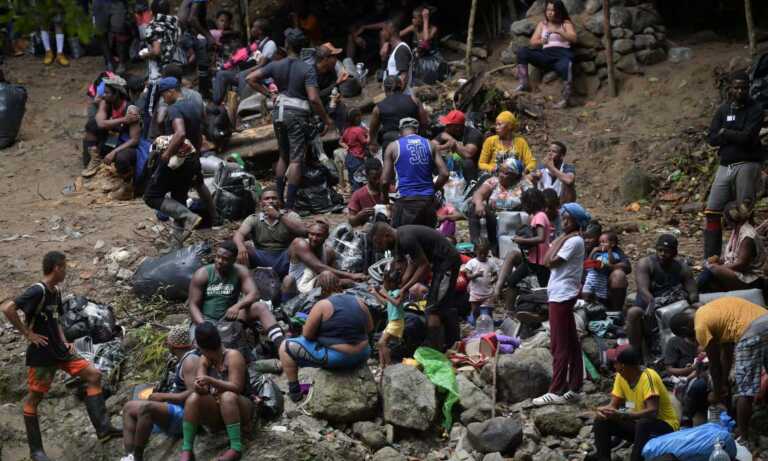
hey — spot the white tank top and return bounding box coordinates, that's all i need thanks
[542,22,570,49]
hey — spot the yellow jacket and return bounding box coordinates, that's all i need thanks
[478,135,536,173]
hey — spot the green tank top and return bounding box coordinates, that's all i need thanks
[201,265,241,321]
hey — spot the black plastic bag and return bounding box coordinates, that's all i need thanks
[328,224,370,274]
[61,296,118,343]
[252,267,281,306]
[214,320,253,363]
[248,371,284,419]
[0,82,28,149]
[295,184,344,216]
[413,50,449,85]
[132,243,211,300]
[206,105,233,148]
[212,166,258,221]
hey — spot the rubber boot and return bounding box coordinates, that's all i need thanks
[102,34,114,71]
[85,394,122,442]
[554,80,572,109]
[24,414,52,461]
[514,64,530,92]
[82,140,92,168]
[159,198,202,243]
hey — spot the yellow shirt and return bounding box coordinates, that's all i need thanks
[478,135,536,173]
[694,297,767,347]
[611,368,679,431]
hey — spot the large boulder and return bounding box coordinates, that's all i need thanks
[526,0,583,17]
[633,34,658,50]
[481,348,552,403]
[585,13,604,35]
[382,364,437,431]
[620,166,653,202]
[636,48,667,66]
[577,30,603,49]
[467,416,524,454]
[456,373,494,424]
[352,421,388,450]
[579,61,597,75]
[511,18,536,36]
[613,38,634,54]
[373,447,407,461]
[616,53,642,74]
[609,7,632,29]
[628,5,662,33]
[532,406,582,437]
[306,367,379,423]
[574,47,597,61]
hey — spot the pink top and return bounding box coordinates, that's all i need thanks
[541,22,570,49]
[527,211,552,265]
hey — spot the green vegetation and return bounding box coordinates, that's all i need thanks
[1,0,94,43]
[132,324,169,382]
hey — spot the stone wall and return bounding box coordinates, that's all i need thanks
[502,0,667,84]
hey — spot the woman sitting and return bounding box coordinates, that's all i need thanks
[698,201,765,293]
[478,111,536,174]
[279,272,374,402]
[515,0,577,108]
[469,157,532,247]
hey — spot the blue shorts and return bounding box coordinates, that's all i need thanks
[284,336,370,369]
[152,403,184,437]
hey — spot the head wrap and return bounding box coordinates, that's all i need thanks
[561,202,591,229]
[496,111,518,130]
[167,325,192,348]
[501,157,524,176]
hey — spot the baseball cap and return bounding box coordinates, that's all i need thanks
[656,234,678,251]
[399,117,419,130]
[157,76,180,94]
[320,42,343,55]
[439,110,465,126]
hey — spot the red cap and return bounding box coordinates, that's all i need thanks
[439,110,465,126]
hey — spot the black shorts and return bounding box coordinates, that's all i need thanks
[273,108,311,164]
[93,0,127,34]
[426,261,460,314]
[392,196,438,228]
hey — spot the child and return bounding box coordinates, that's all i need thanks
[582,232,621,304]
[542,187,562,241]
[370,270,404,367]
[340,109,369,191]
[462,239,501,321]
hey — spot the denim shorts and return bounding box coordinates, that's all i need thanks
[284,336,370,369]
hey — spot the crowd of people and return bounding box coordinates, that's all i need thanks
[1,0,768,460]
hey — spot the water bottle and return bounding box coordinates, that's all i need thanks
[708,438,730,461]
[476,307,494,335]
[479,217,488,240]
[329,87,339,109]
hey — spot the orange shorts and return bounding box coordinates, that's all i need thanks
[27,358,90,394]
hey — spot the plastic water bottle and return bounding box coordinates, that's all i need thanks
[329,87,339,109]
[479,217,488,240]
[476,307,494,335]
[708,438,730,461]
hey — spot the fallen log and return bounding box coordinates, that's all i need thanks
[442,38,488,59]
[230,130,341,159]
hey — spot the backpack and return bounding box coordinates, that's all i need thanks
[87,71,119,98]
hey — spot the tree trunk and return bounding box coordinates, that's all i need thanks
[745,0,756,56]
[602,0,617,97]
[466,0,479,74]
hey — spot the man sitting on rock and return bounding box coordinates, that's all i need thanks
[628,234,697,359]
[531,141,575,204]
[588,346,679,461]
[188,240,285,348]
[180,322,253,461]
[233,187,307,278]
[371,221,461,350]
[433,110,484,182]
[348,158,387,227]
[282,220,368,298]
[121,326,200,461]
[279,272,374,402]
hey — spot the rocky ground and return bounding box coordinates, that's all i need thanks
[1,29,768,460]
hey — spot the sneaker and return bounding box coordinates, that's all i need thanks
[119,455,135,461]
[562,390,584,403]
[81,155,103,178]
[56,54,70,66]
[532,392,565,406]
[514,83,530,92]
[43,50,54,65]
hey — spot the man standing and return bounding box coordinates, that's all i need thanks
[671,297,768,440]
[368,76,427,153]
[233,187,307,277]
[434,110,484,182]
[348,158,387,227]
[628,234,698,358]
[143,77,216,243]
[380,20,413,94]
[120,326,200,461]
[705,71,765,259]
[177,0,216,98]
[93,0,129,72]
[1,252,121,461]
[382,117,449,228]
[246,30,334,210]
[531,141,576,204]
[371,222,461,350]
[188,240,285,347]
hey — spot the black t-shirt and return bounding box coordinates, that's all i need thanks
[393,44,412,73]
[437,126,484,153]
[166,97,204,151]
[396,225,461,269]
[663,336,698,369]
[14,283,71,367]
[260,57,318,101]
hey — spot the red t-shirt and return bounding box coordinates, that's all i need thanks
[348,186,385,213]
[342,126,369,159]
